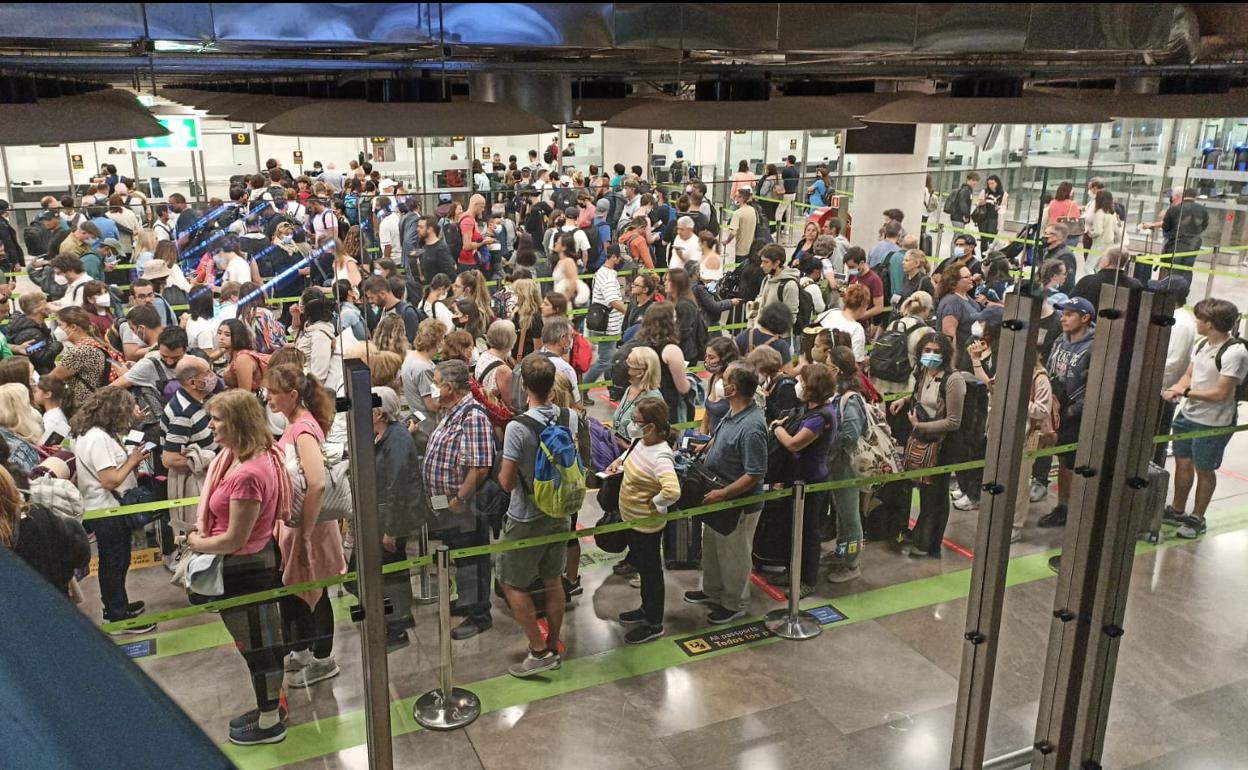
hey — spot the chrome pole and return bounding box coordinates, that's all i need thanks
[413,545,481,730]
[764,482,821,640]
[980,746,1034,770]
[412,526,436,605]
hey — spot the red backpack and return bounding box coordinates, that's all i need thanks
[570,331,593,378]
[469,360,515,427]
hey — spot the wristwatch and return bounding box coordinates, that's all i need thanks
[1183,387,1191,398]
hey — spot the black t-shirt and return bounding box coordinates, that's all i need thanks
[1071,269,1143,313]
[781,165,800,194]
[525,202,552,248]
[1162,200,1209,250]
[418,239,456,283]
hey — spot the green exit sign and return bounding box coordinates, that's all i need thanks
[136,116,201,150]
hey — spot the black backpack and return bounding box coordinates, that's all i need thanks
[874,248,901,304]
[778,277,814,331]
[1196,337,1248,405]
[870,318,923,383]
[604,191,627,235]
[543,146,556,164]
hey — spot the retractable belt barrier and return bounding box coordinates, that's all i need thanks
[94,420,1248,633]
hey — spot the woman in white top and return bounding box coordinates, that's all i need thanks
[816,283,870,363]
[419,274,457,329]
[71,388,153,628]
[669,216,702,270]
[697,231,725,282]
[154,240,191,292]
[184,287,219,351]
[335,229,363,288]
[551,232,587,307]
[1086,189,1123,273]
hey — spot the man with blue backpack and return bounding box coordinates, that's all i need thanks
[498,354,587,678]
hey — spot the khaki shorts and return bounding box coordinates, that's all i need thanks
[496,515,570,588]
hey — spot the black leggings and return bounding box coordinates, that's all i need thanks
[218,543,284,712]
[626,528,665,627]
[280,590,335,659]
[910,473,951,555]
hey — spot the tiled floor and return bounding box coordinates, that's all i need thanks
[80,410,1248,770]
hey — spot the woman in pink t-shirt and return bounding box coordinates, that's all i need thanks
[186,389,292,745]
[263,363,346,691]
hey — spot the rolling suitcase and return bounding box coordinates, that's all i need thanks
[663,516,702,570]
[1138,462,1168,544]
[751,497,792,569]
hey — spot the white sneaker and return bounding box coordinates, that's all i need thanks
[1029,480,1048,503]
[162,551,180,574]
[284,649,313,673]
[949,482,963,500]
[952,495,978,511]
[287,656,340,689]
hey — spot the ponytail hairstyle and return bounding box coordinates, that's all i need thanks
[826,346,862,394]
[263,363,334,434]
[55,306,105,344]
[634,395,677,447]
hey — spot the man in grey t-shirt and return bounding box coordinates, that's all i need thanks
[1163,298,1248,539]
[498,354,575,678]
[685,361,768,626]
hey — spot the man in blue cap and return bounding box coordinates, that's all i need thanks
[1039,296,1096,528]
[670,150,687,184]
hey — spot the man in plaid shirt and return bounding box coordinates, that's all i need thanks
[423,359,497,640]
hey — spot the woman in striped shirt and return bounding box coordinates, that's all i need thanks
[608,396,682,645]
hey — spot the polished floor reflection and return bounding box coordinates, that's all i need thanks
[80,425,1248,770]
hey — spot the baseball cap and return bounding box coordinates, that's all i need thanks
[36,210,58,221]
[98,237,125,253]
[1147,276,1191,302]
[595,198,611,214]
[1055,297,1095,317]
[438,193,452,204]
[674,150,684,158]
[0,199,9,213]
[371,386,401,422]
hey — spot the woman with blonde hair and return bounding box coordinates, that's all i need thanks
[401,318,446,435]
[511,278,544,359]
[154,239,191,292]
[454,269,495,328]
[614,345,663,449]
[372,314,410,359]
[263,364,345,690]
[133,228,158,270]
[186,389,292,745]
[334,228,363,287]
[0,383,41,474]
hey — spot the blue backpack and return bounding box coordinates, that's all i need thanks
[515,408,587,518]
[343,193,360,226]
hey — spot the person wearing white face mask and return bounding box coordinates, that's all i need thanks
[612,346,664,451]
[213,235,256,287]
[78,280,116,340]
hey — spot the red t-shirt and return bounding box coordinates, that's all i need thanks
[850,269,885,330]
[457,213,482,265]
[206,454,283,556]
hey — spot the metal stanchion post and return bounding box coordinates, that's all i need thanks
[764,481,821,641]
[412,526,436,605]
[413,545,481,730]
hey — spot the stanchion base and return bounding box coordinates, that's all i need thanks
[413,687,481,730]
[413,595,439,606]
[764,609,823,641]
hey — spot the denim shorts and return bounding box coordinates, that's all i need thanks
[1171,413,1233,472]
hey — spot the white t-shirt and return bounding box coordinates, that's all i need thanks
[223,256,251,286]
[1162,308,1197,390]
[669,234,702,269]
[1180,337,1248,427]
[590,267,624,335]
[40,407,70,446]
[559,225,591,258]
[419,298,456,329]
[186,317,218,351]
[74,427,137,512]
[817,308,867,363]
[379,212,402,254]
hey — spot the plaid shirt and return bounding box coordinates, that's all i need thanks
[423,393,495,498]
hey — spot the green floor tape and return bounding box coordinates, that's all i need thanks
[222,505,1248,769]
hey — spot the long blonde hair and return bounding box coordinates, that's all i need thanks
[513,278,542,336]
[133,228,157,257]
[206,389,273,461]
[0,383,40,443]
[0,465,24,548]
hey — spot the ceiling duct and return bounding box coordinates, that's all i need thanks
[782,80,922,116]
[0,90,169,145]
[864,77,1112,124]
[1040,76,1248,118]
[469,72,570,127]
[606,96,861,131]
[260,100,554,138]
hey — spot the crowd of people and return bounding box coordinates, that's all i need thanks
[0,148,1235,747]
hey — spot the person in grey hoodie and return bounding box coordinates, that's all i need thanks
[1038,296,1096,528]
[756,243,802,327]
